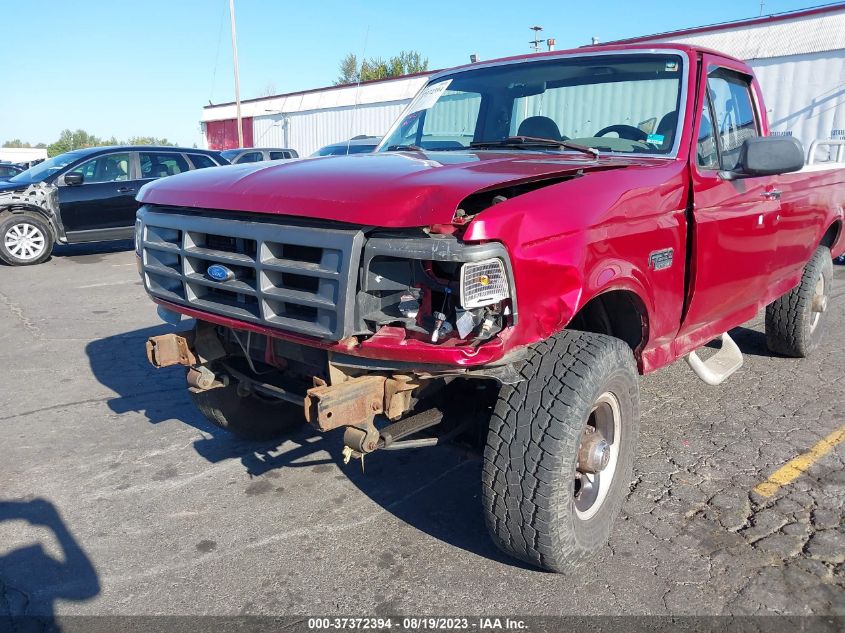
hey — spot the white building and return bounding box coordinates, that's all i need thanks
[202,73,431,157]
[610,3,845,154]
[0,147,48,165]
[201,3,845,157]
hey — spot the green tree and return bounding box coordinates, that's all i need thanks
[335,52,359,85]
[47,129,103,157]
[126,136,175,146]
[335,50,428,85]
[3,139,32,148]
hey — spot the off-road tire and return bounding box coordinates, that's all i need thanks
[190,380,303,440]
[0,212,54,266]
[482,330,640,572]
[765,246,833,358]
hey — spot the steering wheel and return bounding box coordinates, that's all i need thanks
[594,124,648,142]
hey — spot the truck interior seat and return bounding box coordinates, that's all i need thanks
[656,111,678,149]
[517,116,563,141]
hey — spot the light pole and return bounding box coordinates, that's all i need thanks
[229,0,243,148]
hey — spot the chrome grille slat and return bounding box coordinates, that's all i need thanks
[138,207,363,340]
[185,274,258,295]
[261,257,339,278]
[183,246,255,266]
[261,285,335,309]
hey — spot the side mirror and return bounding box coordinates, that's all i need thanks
[723,136,804,179]
[64,172,84,186]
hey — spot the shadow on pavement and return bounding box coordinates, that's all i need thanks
[85,325,527,569]
[50,239,135,264]
[0,498,100,633]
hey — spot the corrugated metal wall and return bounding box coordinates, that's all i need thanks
[251,100,409,157]
[638,8,845,152]
[749,51,845,151]
[515,79,679,137]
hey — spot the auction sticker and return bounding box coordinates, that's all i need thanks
[409,80,453,112]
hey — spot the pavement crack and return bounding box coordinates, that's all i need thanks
[0,289,39,337]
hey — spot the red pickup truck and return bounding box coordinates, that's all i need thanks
[136,44,844,572]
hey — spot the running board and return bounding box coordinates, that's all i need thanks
[685,332,743,386]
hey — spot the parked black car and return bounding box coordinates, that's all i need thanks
[0,146,227,266]
[0,163,24,179]
[312,136,380,156]
[220,147,298,164]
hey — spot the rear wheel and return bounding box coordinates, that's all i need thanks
[765,246,833,357]
[482,330,640,572]
[190,380,303,440]
[0,213,54,266]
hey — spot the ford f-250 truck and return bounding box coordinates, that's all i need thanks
[135,44,844,572]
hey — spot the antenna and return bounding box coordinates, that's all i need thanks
[347,26,370,155]
[529,26,544,53]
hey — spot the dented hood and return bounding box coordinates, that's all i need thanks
[137,151,639,227]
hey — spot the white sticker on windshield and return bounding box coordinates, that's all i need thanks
[409,80,452,113]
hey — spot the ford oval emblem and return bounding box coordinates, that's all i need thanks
[206,264,235,282]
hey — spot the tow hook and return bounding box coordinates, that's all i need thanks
[146,328,228,392]
[146,332,197,368]
[186,366,228,391]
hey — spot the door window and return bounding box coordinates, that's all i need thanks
[140,152,190,179]
[705,69,759,171]
[68,153,131,183]
[268,151,288,160]
[696,103,720,170]
[235,151,263,163]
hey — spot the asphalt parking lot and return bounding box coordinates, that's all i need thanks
[1,242,844,621]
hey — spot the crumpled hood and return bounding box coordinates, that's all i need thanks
[137,151,645,227]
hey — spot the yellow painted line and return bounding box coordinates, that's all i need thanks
[753,424,845,497]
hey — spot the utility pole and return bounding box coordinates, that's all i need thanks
[529,26,543,53]
[229,0,243,148]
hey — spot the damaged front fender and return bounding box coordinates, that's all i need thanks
[0,182,62,240]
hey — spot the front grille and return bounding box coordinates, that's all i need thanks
[138,207,363,340]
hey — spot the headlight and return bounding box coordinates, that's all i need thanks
[460,258,510,308]
[134,220,143,254]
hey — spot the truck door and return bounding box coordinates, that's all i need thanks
[59,151,138,239]
[679,62,782,338]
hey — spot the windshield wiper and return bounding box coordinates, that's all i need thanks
[470,136,599,158]
[385,144,424,152]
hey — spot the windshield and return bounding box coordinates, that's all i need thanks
[8,151,89,184]
[219,149,241,160]
[313,143,377,157]
[379,53,685,156]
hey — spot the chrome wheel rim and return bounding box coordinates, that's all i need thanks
[4,222,46,261]
[810,273,827,332]
[574,391,621,520]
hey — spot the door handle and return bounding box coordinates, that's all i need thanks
[761,189,781,200]
[116,187,136,193]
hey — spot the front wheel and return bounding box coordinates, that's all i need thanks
[482,330,640,572]
[0,212,54,266]
[765,246,833,358]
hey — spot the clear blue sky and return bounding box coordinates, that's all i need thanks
[0,0,828,147]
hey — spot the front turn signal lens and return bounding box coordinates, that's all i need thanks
[460,258,509,308]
